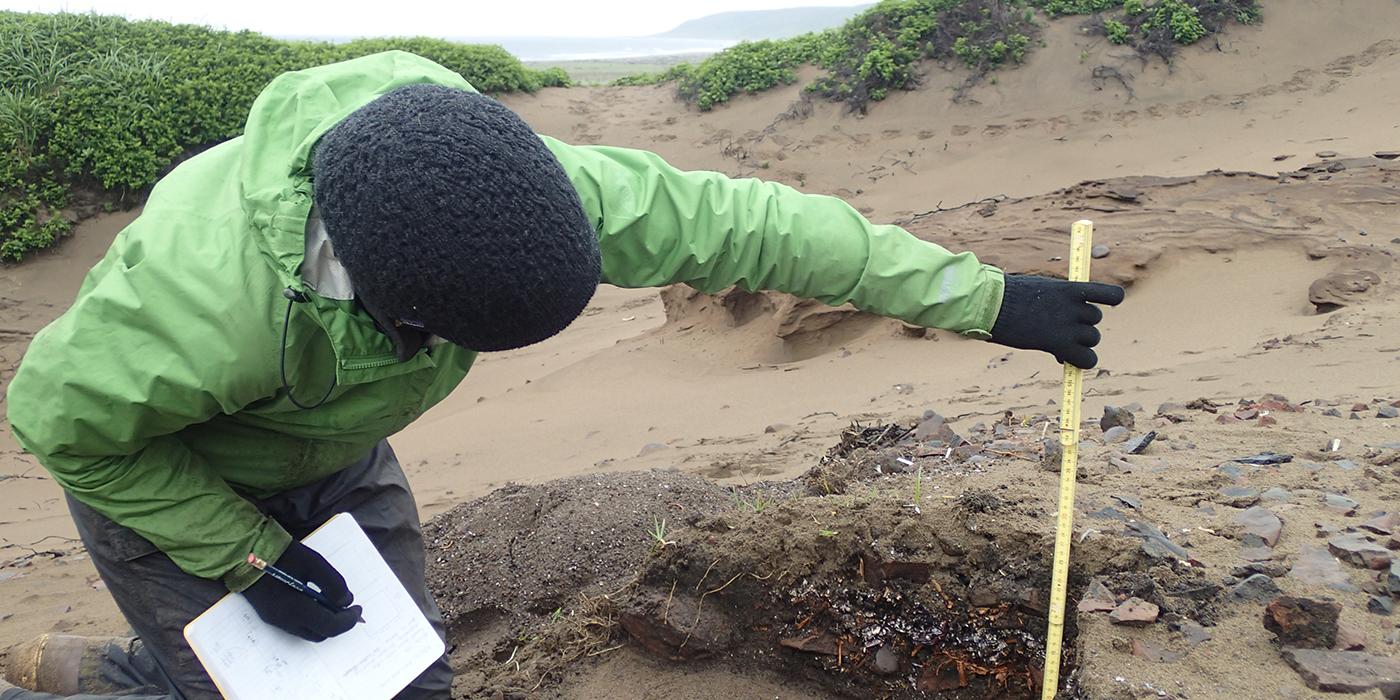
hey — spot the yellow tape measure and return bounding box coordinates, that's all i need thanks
[1041,220,1094,699]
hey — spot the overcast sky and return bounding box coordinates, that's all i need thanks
[2,0,863,37]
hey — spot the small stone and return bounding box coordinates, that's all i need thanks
[1216,414,1242,425]
[1123,431,1157,455]
[1130,638,1182,663]
[1327,533,1392,569]
[1109,597,1159,626]
[638,443,669,456]
[1281,649,1400,695]
[1101,405,1135,432]
[1379,405,1399,419]
[1234,452,1293,465]
[1316,150,1338,158]
[1231,573,1281,601]
[1103,426,1130,444]
[1218,486,1261,507]
[874,644,901,674]
[1078,579,1117,613]
[764,423,790,434]
[1353,402,1372,412]
[1157,402,1187,415]
[1178,620,1211,646]
[1236,506,1283,546]
[1218,464,1245,481]
[1091,244,1111,259]
[1234,561,1289,578]
[1039,437,1063,472]
[1263,596,1340,648]
[1235,407,1260,420]
[1389,560,1400,595]
[1324,408,1343,417]
[1368,596,1394,616]
[1334,459,1360,471]
[1111,493,1143,510]
[1088,506,1126,521]
[1262,487,1293,503]
[1362,513,1399,536]
[1324,494,1360,515]
[1290,547,1359,592]
[1335,623,1367,651]
[1258,415,1278,427]
[914,413,960,445]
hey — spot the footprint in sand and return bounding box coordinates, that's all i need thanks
[951,124,972,136]
[1080,110,1104,123]
[983,124,1007,137]
[917,129,936,140]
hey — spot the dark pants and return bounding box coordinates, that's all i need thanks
[2,442,452,700]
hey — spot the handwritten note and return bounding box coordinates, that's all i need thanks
[184,513,444,700]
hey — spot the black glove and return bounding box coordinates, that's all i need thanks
[242,542,362,642]
[989,274,1124,369]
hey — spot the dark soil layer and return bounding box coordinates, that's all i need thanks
[426,421,1213,699]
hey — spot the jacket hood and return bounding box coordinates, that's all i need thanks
[239,50,475,291]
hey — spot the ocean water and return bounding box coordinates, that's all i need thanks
[447,36,735,62]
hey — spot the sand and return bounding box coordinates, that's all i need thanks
[2,0,1399,697]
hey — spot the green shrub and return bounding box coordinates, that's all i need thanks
[0,11,559,261]
[1103,18,1130,43]
[622,0,1257,113]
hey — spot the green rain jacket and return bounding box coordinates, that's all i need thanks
[7,51,1004,591]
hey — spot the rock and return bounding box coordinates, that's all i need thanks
[1309,269,1382,310]
[1240,543,1275,562]
[1328,534,1392,570]
[1123,431,1157,455]
[1216,414,1242,425]
[1039,437,1063,472]
[1235,506,1282,546]
[1103,426,1130,444]
[1390,560,1400,595]
[1290,547,1360,592]
[1381,405,1400,419]
[1258,415,1278,427]
[1335,623,1367,651]
[914,413,960,445]
[763,423,789,434]
[1262,487,1293,503]
[1263,596,1340,648]
[1324,408,1343,417]
[1281,649,1400,696]
[1178,620,1211,646]
[1369,596,1394,616]
[1091,244,1111,259]
[1235,407,1260,420]
[1234,561,1289,578]
[1126,520,1193,562]
[1218,486,1261,508]
[1231,573,1281,601]
[1316,150,1338,158]
[1218,464,1245,481]
[1375,151,1400,160]
[1157,402,1187,415]
[1111,493,1143,510]
[1235,452,1293,465]
[1334,458,1361,471]
[1324,494,1361,515]
[1101,406,1135,432]
[874,644,902,674]
[1078,579,1117,613]
[1362,513,1399,536]
[1109,597,1159,626]
[1130,638,1183,663]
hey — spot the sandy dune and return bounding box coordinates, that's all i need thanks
[2,1,1398,696]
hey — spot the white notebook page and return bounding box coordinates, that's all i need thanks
[184,513,444,700]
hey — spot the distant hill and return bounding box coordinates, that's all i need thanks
[658,5,871,41]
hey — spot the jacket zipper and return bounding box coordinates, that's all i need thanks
[340,354,401,371]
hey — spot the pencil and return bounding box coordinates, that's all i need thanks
[247,554,366,625]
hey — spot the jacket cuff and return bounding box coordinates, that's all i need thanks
[957,265,1006,340]
[221,518,293,592]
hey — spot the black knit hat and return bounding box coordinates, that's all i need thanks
[311,84,601,352]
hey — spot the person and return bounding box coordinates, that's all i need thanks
[2,50,1122,700]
